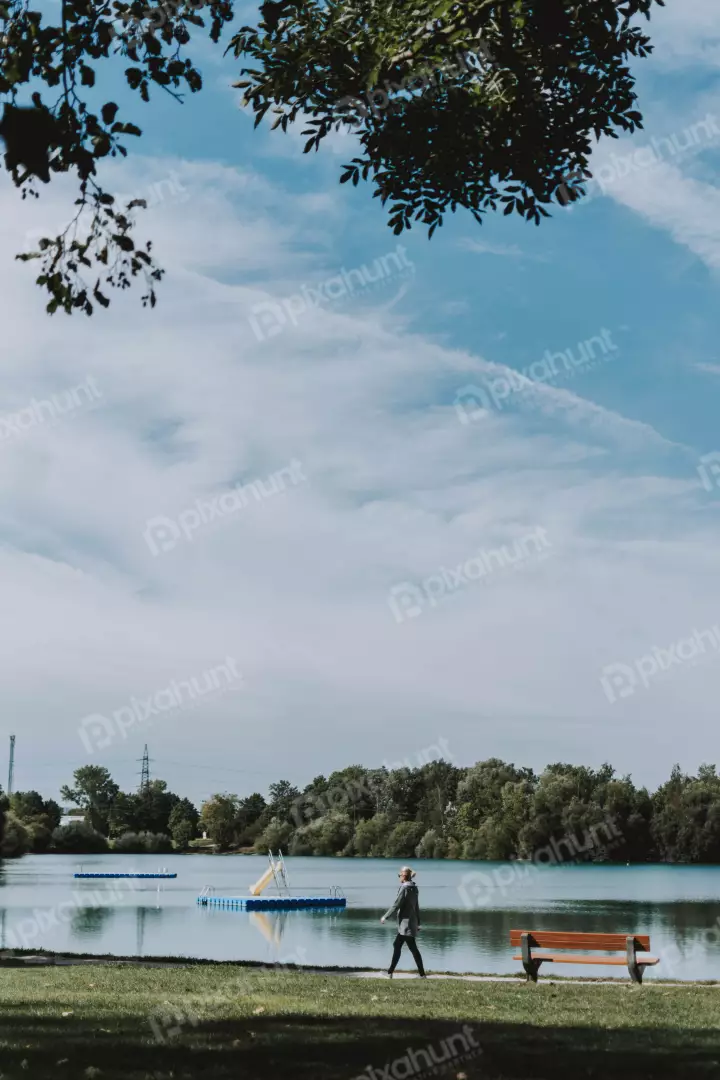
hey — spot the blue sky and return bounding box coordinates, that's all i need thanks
[0,0,719,804]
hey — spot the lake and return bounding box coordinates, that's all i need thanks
[1,854,719,980]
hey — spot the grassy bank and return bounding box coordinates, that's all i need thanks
[0,965,719,1080]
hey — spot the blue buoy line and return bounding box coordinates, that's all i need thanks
[197,895,346,910]
[74,873,177,879]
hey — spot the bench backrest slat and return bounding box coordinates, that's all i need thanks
[509,930,650,951]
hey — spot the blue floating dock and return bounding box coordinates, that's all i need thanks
[197,895,345,910]
[74,873,177,879]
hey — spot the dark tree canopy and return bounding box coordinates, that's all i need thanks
[0,0,665,313]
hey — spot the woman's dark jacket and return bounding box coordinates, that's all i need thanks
[383,882,421,936]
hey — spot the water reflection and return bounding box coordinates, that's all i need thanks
[70,905,114,938]
[0,855,719,978]
[135,907,164,955]
[249,911,288,949]
[333,901,720,978]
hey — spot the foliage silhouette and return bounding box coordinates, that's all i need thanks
[0,0,665,312]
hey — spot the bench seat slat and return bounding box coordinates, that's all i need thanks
[512,953,659,966]
[510,930,651,950]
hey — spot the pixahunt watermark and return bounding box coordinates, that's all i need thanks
[148,946,310,1042]
[3,878,140,951]
[143,459,306,556]
[698,452,720,492]
[78,658,242,753]
[600,624,720,704]
[335,42,507,125]
[388,527,551,624]
[558,114,720,208]
[148,1004,201,1044]
[290,774,379,827]
[249,246,414,343]
[22,173,188,256]
[0,376,102,441]
[289,740,456,826]
[454,329,618,422]
[458,816,623,909]
[383,737,456,773]
[107,0,219,45]
[351,1026,482,1080]
[115,170,189,213]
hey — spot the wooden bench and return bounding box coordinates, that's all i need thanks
[510,929,660,984]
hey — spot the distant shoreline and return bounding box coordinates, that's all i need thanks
[10,849,694,865]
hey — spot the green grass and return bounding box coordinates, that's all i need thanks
[0,965,718,1079]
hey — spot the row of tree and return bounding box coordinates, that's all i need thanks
[0,772,199,857]
[2,759,720,864]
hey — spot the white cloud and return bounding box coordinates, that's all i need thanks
[458,238,542,260]
[0,154,717,803]
[594,155,720,273]
[648,0,720,70]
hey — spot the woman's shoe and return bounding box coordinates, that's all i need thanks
[387,970,393,978]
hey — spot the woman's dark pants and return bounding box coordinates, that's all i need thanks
[389,933,425,975]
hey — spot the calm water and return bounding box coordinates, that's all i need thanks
[1,854,719,980]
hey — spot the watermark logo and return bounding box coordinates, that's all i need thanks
[148,1004,201,1044]
[351,1026,482,1080]
[382,738,456,773]
[458,816,623,909]
[558,114,720,209]
[248,246,414,342]
[78,658,242,753]
[143,460,306,556]
[335,43,504,125]
[21,173,187,258]
[388,527,551,623]
[698,452,720,492]
[600,624,720,703]
[289,773,380,827]
[454,384,493,425]
[115,170,189,212]
[5,879,140,950]
[454,328,618,422]
[0,376,102,441]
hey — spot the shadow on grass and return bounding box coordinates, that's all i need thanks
[1,1011,719,1080]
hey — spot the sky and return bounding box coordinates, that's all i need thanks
[0,0,719,806]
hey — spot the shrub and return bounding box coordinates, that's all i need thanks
[0,812,29,857]
[384,821,426,859]
[253,818,293,853]
[171,820,195,851]
[26,821,53,853]
[113,831,173,853]
[415,828,448,860]
[353,814,391,857]
[51,821,109,853]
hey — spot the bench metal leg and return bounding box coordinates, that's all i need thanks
[521,932,541,983]
[627,935,643,984]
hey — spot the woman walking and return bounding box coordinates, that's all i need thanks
[380,865,426,978]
